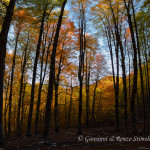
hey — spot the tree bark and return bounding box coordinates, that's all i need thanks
[54,52,63,133]
[35,28,54,135]
[96,93,102,123]
[131,0,145,133]
[43,0,67,139]
[20,82,27,134]
[8,29,20,136]
[0,2,16,140]
[4,76,10,136]
[64,88,67,128]
[127,50,131,117]
[143,36,150,133]
[123,0,138,132]
[17,36,29,136]
[91,80,98,126]
[105,24,119,131]
[85,49,90,128]
[77,4,85,134]
[68,79,73,128]
[109,2,127,132]
[26,5,47,136]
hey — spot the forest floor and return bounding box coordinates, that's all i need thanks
[2,127,150,150]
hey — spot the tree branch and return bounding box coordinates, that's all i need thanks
[0,1,8,8]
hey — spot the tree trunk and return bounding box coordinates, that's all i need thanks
[123,0,138,132]
[128,51,131,117]
[64,88,67,128]
[96,93,102,123]
[91,80,98,127]
[35,31,53,135]
[144,41,150,133]
[20,82,26,134]
[8,29,20,136]
[110,2,128,132]
[68,79,73,128]
[26,5,47,136]
[43,0,67,139]
[35,40,46,136]
[77,4,85,134]
[136,90,141,121]
[4,77,10,136]
[17,37,29,136]
[85,49,90,128]
[35,81,43,135]
[54,52,63,133]
[110,19,120,132]
[105,24,119,131]
[0,0,16,142]
[131,0,145,133]
[119,38,128,132]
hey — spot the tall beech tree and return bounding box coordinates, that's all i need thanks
[77,3,86,134]
[91,77,98,126]
[91,1,121,131]
[54,46,65,133]
[109,0,128,131]
[123,0,138,132]
[43,0,67,139]
[17,33,30,136]
[92,0,128,131]
[131,0,145,133]
[53,20,76,132]
[137,1,150,130]
[8,28,20,136]
[26,3,48,136]
[85,51,91,128]
[4,71,10,136]
[0,0,16,145]
[35,23,55,135]
[105,24,120,131]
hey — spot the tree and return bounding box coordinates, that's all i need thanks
[67,78,73,128]
[109,0,127,131]
[43,0,67,139]
[92,0,128,131]
[137,1,150,130]
[123,0,138,132]
[85,50,91,128]
[17,33,30,136]
[91,54,105,126]
[77,3,86,134]
[131,0,146,133]
[91,0,120,131]
[35,23,54,135]
[0,0,16,145]
[26,3,48,136]
[8,23,21,137]
[53,19,76,132]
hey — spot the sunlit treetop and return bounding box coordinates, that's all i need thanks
[16,0,65,20]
